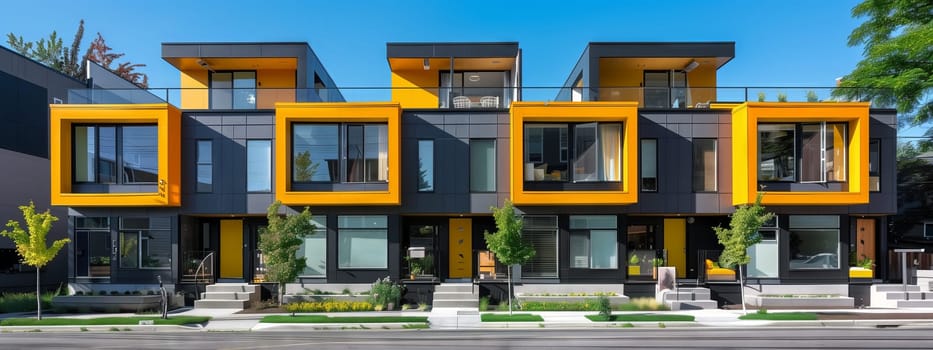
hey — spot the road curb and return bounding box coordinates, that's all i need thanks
[0,324,203,333]
[252,322,428,331]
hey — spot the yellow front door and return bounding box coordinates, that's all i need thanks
[220,219,243,279]
[448,218,472,279]
[663,218,686,278]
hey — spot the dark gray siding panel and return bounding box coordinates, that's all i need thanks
[181,112,276,215]
[400,111,509,214]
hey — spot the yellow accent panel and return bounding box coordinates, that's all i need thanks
[274,102,402,205]
[663,218,686,278]
[220,220,243,279]
[167,57,298,71]
[598,58,642,103]
[50,104,182,207]
[180,70,209,109]
[391,70,439,109]
[687,64,717,104]
[448,218,472,279]
[257,69,296,109]
[731,102,870,206]
[509,102,639,205]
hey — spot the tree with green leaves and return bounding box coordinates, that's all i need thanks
[834,0,933,150]
[0,202,69,320]
[483,200,535,315]
[713,193,773,314]
[258,201,315,305]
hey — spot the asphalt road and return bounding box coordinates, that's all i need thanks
[2,328,932,349]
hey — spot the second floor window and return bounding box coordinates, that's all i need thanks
[524,123,621,183]
[211,71,256,109]
[758,122,847,183]
[292,123,388,184]
[247,140,272,192]
[73,125,158,184]
[196,140,213,193]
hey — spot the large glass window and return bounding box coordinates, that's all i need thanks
[524,123,620,182]
[119,217,171,269]
[759,122,847,183]
[247,140,272,192]
[569,215,618,269]
[641,139,658,191]
[470,139,496,192]
[73,125,157,184]
[211,71,256,109]
[196,140,212,193]
[337,215,388,269]
[626,224,658,278]
[748,216,779,278]
[644,70,687,108]
[521,216,558,278]
[693,139,717,192]
[418,140,434,192]
[788,215,840,270]
[74,217,111,278]
[440,71,509,108]
[869,139,880,192]
[291,123,387,184]
[299,216,327,276]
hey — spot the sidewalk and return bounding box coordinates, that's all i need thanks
[3,307,933,332]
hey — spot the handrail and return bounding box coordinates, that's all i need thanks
[194,251,214,300]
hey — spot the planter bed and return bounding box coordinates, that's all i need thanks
[518,295,630,306]
[283,294,369,304]
[750,295,854,308]
[51,295,162,313]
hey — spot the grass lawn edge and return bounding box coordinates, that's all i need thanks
[480,313,545,322]
[0,316,211,327]
[260,315,429,324]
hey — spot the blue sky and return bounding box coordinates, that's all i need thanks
[2,0,925,136]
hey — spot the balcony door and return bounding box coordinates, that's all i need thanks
[644,70,687,108]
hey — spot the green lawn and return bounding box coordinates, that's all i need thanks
[586,314,695,322]
[261,315,429,324]
[0,316,210,326]
[738,312,818,321]
[481,313,544,322]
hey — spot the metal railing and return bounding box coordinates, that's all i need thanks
[63,86,895,110]
[181,250,214,284]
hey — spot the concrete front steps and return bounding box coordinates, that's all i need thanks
[870,284,933,308]
[432,283,478,309]
[661,287,718,310]
[194,283,260,309]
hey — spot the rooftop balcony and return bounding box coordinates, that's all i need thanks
[64,86,895,110]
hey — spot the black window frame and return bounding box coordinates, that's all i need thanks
[869,138,881,192]
[289,122,389,185]
[522,122,624,184]
[196,139,213,193]
[640,138,658,192]
[757,122,849,185]
[209,70,257,110]
[469,138,497,193]
[246,139,273,193]
[71,124,159,185]
[417,139,435,192]
[692,138,718,193]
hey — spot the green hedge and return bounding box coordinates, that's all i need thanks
[284,299,374,313]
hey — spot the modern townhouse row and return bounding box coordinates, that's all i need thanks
[43,41,898,305]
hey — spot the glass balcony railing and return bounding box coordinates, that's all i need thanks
[64,86,895,109]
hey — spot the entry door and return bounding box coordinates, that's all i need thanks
[448,218,473,279]
[220,219,244,279]
[663,218,686,278]
[856,218,876,263]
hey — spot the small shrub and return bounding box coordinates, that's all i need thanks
[401,304,411,311]
[497,301,508,311]
[109,291,119,296]
[98,290,108,296]
[369,276,403,309]
[80,327,88,332]
[806,90,819,102]
[75,291,84,296]
[373,304,384,312]
[479,296,490,311]
[777,92,787,102]
[658,322,666,329]
[342,288,353,296]
[131,291,141,296]
[109,327,120,332]
[123,291,131,295]
[417,303,429,311]
[757,92,766,102]
[597,296,612,319]
[757,308,768,315]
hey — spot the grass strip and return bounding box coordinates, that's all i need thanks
[481,313,544,322]
[586,314,695,322]
[738,312,818,321]
[261,315,428,324]
[0,316,210,326]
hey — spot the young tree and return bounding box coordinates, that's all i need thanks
[258,201,315,306]
[834,0,933,150]
[483,200,535,315]
[0,202,69,320]
[713,192,773,314]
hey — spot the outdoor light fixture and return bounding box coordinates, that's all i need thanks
[423,58,430,71]
[468,74,481,82]
[683,60,700,72]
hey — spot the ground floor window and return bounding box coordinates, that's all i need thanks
[299,216,327,277]
[406,224,436,278]
[626,223,658,278]
[788,215,840,270]
[75,217,111,278]
[119,217,171,269]
[521,216,558,278]
[569,215,618,269]
[337,215,387,269]
[747,217,779,278]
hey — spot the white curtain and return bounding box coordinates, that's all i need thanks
[377,124,388,181]
[599,124,621,181]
